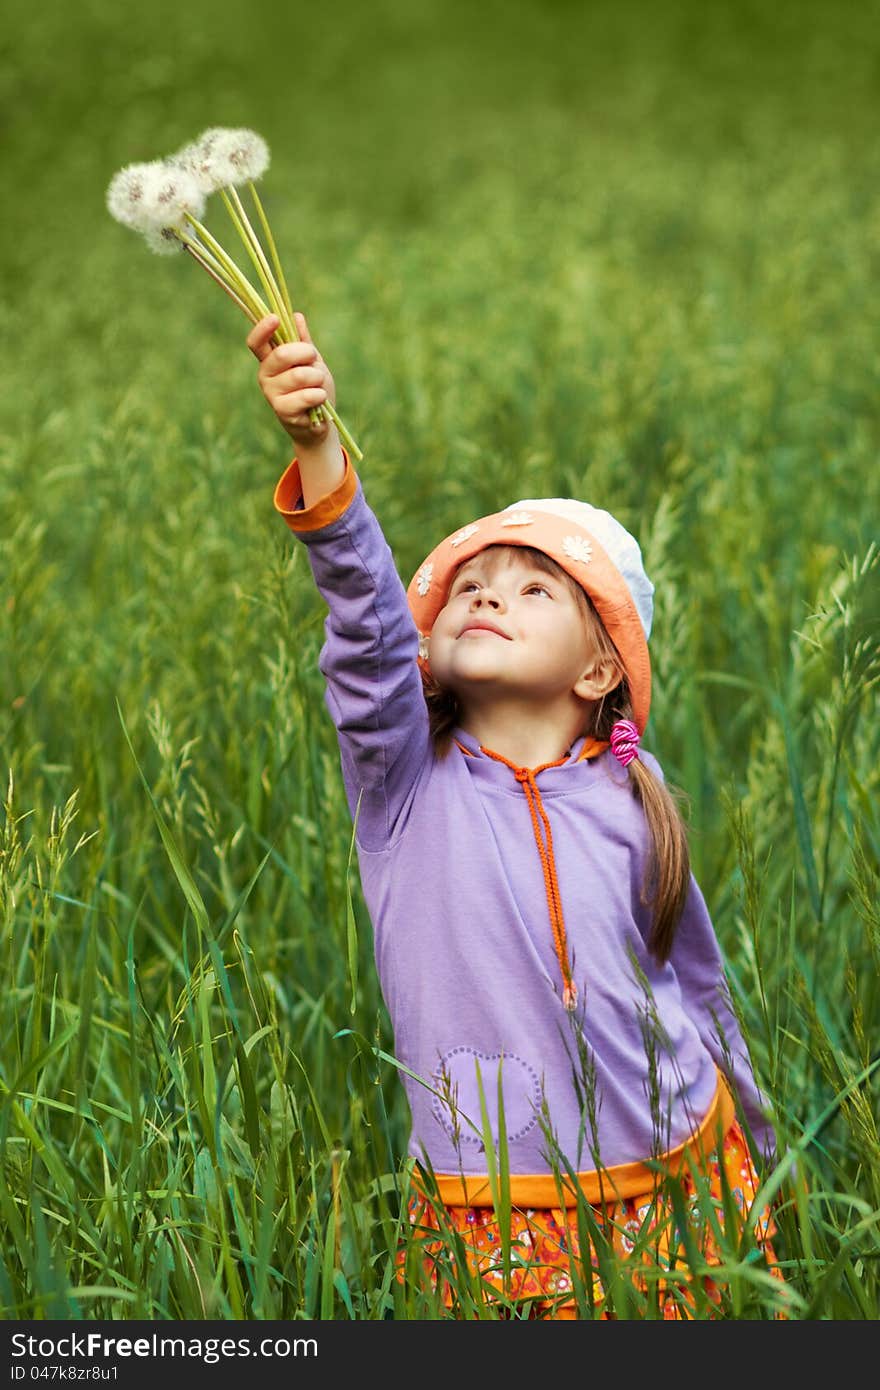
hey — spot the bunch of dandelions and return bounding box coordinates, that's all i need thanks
[106,128,361,460]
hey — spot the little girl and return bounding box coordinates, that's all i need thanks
[248,312,779,1319]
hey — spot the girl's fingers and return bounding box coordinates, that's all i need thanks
[270,364,325,393]
[276,388,328,416]
[247,314,280,361]
[261,341,319,378]
[250,312,332,429]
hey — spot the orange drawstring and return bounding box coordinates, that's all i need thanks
[474,739,609,1011]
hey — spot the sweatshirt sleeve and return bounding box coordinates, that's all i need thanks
[668,876,776,1160]
[274,454,431,850]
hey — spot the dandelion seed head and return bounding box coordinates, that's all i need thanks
[193,127,270,187]
[107,160,205,236]
[141,226,185,257]
[106,163,153,229]
[139,161,206,231]
[171,132,224,194]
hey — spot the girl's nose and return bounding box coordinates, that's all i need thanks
[472,587,503,610]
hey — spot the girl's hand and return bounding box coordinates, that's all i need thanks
[247,311,337,450]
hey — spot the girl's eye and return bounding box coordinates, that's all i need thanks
[525,584,550,597]
[457,581,479,593]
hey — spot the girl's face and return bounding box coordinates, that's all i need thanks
[428,547,612,712]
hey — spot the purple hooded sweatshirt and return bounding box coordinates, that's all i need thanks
[278,462,774,1177]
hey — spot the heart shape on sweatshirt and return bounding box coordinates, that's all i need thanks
[431,1046,542,1148]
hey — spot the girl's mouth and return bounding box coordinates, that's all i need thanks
[459,622,510,639]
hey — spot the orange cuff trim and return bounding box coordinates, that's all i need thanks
[423,1072,734,1208]
[273,449,356,533]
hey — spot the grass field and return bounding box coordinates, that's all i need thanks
[2,0,879,1318]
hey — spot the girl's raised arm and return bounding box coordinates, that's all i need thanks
[249,314,432,851]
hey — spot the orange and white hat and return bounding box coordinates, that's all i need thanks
[406,497,655,732]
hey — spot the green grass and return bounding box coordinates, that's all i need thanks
[1,0,879,1318]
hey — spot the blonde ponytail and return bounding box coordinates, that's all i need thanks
[585,614,690,963]
[609,701,690,962]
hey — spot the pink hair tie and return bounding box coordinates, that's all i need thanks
[610,719,640,768]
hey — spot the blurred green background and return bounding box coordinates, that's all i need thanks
[1,0,878,1318]
[5,0,878,792]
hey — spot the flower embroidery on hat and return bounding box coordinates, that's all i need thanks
[500,511,534,526]
[450,524,480,548]
[561,535,593,565]
[416,562,434,596]
[417,632,430,660]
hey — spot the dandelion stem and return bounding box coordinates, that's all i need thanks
[178,228,240,289]
[237,194,363,457]
[248,181,296,327]
[222,188,295,341]
[222,190,337,433]
[179,238,258,326]
[182,198,360,456]
[321,401,363,462]
[179,231,227,280]
[183,233,285,343]
[183,213,271,322]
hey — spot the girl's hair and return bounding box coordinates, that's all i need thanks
[421,545,690,962]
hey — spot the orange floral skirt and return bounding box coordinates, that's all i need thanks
[398,1115,784,1319]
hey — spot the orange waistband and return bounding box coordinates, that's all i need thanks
[420,1072,735,1208]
